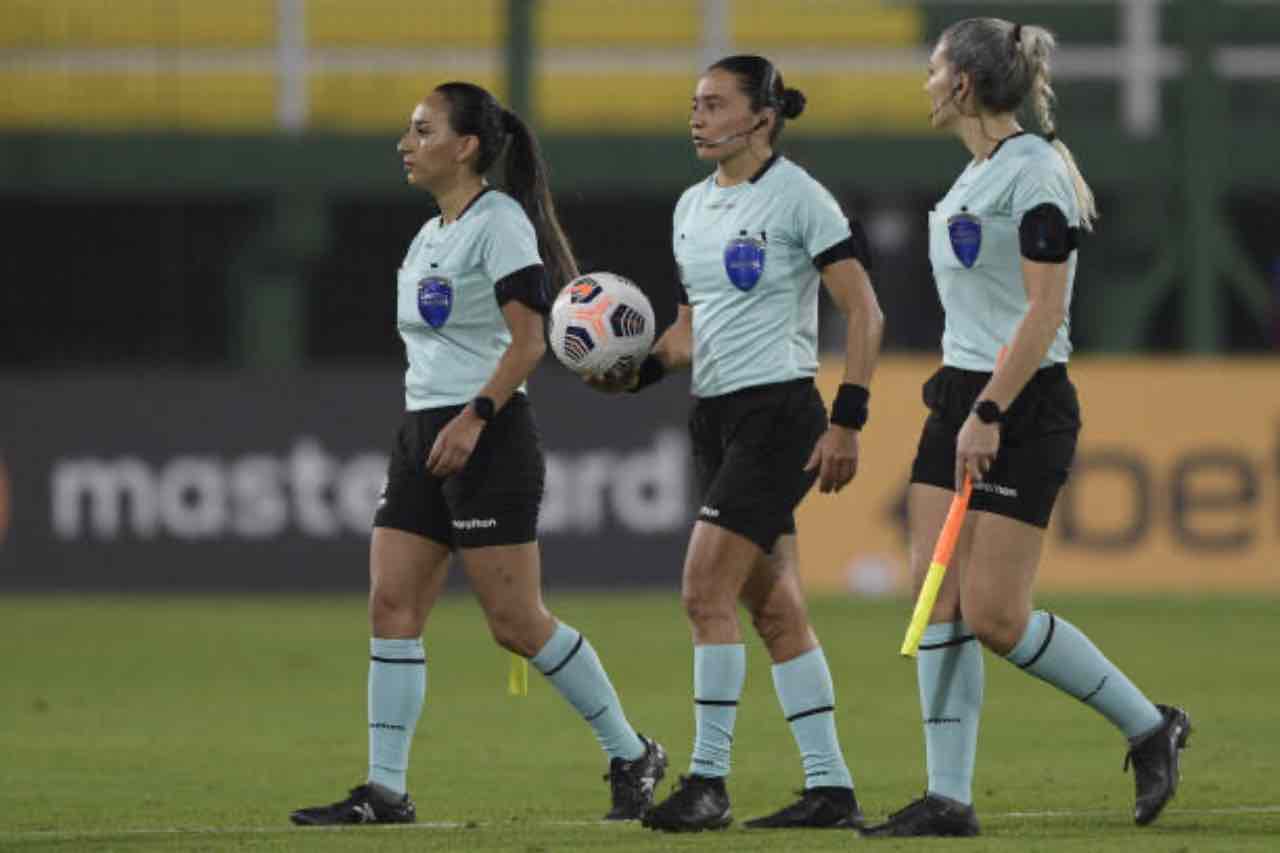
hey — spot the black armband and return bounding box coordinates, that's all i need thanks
[1018,203,1079,263]
[813,218,874,273]
[830,383,870,430]
[629,354,667,393]
[494,264,550,314]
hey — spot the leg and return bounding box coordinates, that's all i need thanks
[739,534,861,829]
[961,510,1187,826]
[864,484,983,839]
[461,542,663,820]
[642,522,755,833]
[366,528,449,795]
[290,526,448,826]
[681,521,757,778]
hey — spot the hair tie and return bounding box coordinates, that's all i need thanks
[1045,131,1057,143]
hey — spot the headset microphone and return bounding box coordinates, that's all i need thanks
[699,117,767,148]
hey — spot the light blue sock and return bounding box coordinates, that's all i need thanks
[771,647,854,790]
[367,637,426,795]
[690,644,745,778]
[531,622,645,761]
[919,621,983,805]
[1005,611,1164,740]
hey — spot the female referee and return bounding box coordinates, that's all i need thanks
[862,19,1189,838]
[597,55,884,832]
[289,82,666,827]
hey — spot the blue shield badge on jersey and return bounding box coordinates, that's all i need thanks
[947,213,982,268]
[417,276,453,328]
[723,232,766,292]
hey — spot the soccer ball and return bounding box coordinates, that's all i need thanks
[548,272,656,377]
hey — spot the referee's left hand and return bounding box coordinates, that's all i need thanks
[805,425,860,494]
[426,409,485,477]
[955,413,1000,490]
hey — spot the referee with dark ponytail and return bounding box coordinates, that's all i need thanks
[594,55,885,832]
[290,82,666,827]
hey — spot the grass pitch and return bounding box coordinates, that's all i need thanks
[1,592,1276,851]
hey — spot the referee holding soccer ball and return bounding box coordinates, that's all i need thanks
[290,81,666,828]
[861,19,1189,839]
[596,54,885,833]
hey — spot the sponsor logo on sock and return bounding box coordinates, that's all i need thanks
[369,722,407,731]
[698,505,720,519]
[925,716,962,724]
[452,517,497,530]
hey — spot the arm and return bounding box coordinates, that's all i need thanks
[426,299,546,477]
[651,303,693,371]
[823,257,884,391]
[954,259,1068,488]
[804,258,885,493]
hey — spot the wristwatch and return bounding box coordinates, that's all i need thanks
[973,399,1003,425]
[471,396,496,422]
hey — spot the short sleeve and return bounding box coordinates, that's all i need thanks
[1010,153,1077,224]
[672,190,694,305]
[480,206,542,284]
[793,179,853,260]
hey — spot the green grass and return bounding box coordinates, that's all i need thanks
[1,592,1277,851]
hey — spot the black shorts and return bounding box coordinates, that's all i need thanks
[373,393,544,549]
[691,378,827,552]
[909,364,1082,528]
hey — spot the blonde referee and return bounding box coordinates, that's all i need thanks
[862,18,1189,838]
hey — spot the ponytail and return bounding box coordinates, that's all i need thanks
[499,109,580,288]
[434,82,580,287]
[943,19,1100,231]
[1017,26,1099,230]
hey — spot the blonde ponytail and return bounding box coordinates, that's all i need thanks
[1019,25,1099,230]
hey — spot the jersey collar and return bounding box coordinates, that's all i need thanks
[987,131,1030,160]
[749,153,781,183]
[450,185,488,220]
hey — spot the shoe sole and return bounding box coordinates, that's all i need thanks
[1136,711,1192,827]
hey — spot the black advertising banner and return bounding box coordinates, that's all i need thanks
[0,367,694,591]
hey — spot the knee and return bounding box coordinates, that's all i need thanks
[681,583,736,629]
[748,598,809,649]
[484,604,545,657]
[368,585,422,636]
[964,605,1028,656]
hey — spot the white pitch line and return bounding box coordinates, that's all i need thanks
[3,805,1277,842]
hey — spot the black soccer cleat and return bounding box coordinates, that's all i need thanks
[744,786,863,829]
[860,793,980,838]
[641,774,732,832]
[289,783,416,826]
[1125,703,1192,826]
[603,734,668,820]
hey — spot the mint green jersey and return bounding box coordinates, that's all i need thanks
[673,156,852,398]
[929,133,1079,371]
[396,189,541,410]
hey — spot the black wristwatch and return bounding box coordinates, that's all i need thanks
[973,399,1003,425]
[471,396,496,422]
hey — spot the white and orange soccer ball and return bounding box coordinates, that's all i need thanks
[548,272,655,377]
